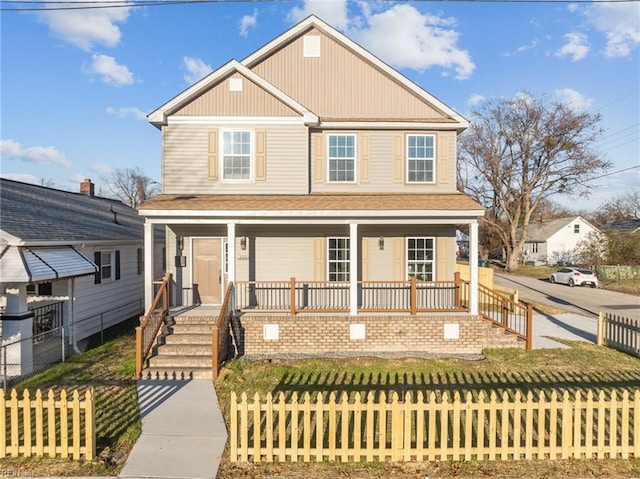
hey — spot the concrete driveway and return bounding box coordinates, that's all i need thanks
[494,271,640,320]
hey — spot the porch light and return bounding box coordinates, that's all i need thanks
[378,236,385,250]
[240,237,247,250]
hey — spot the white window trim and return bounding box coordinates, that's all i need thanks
[405,133,436,184]
[326,133,357,184]
[100,250,115,282]
[220,129,254,182]
[406,237,436,281]
[327,237,350,282]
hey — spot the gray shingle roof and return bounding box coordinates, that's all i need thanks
[0,178,143,243]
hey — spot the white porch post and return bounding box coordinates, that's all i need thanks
[227,223,236,284]
[144,220,154,312]
[469,222,479,315]
[1,284,33,376]
[349,223,358,316]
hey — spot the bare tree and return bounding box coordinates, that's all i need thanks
[590,191,640,227]
[458,93,611,272]
[102,167,160,208]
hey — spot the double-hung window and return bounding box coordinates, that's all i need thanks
[328,134,356,182]
[407,237,434,281]
[406,134,435,183]
[100,251,114,281]
[222,130,252,180]
[327,237,350,281]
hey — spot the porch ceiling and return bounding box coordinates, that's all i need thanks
[138,193,484,221]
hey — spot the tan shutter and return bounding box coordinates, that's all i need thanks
[359,133,370,183]
[256,130,267,181]
[393,134,403,183]
[312,133,324,183]
[313,238,326,281]
[438,132,449,184]
[361,237,369,281]
[436,237,449,281]
[208,130,218,180]
[392,238,403,280]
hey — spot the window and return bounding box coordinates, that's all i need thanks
[406,134,435,183]
[27,282,52,296]
[328,237,350,281]
[222,131,251,180]
[407,237,434,281]
[101,251,114,281]
[94,250,120,284]
[328,134,356,182]
[574,224,580,234]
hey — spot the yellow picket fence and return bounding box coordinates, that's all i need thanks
[1,388,95,460]
[230,389,640,463]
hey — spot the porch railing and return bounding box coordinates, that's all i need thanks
[234,274,531,350]
[30,301,64,336]
[135,273,171,378]
[212,282,234,380]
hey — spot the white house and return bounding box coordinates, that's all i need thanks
[0,178,163,377]
[521,216,600,265]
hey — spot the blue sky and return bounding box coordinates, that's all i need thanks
[1,0,639,211]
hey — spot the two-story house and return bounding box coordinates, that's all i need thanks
[138,15,510,366]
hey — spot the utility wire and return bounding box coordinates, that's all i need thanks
[2,0,640,11]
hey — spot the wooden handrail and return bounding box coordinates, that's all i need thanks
[212,281,234,380]
[135,273,171,378]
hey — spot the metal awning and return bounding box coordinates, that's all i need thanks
[0,245,98,283]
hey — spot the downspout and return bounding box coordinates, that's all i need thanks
[70,278,81,354]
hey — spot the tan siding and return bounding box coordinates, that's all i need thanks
[311,130,458,194]
[174,73,299,117]
[163,123,308,195]
[361,237,370,280]
[255,237,316,281]
[250,28,451,120]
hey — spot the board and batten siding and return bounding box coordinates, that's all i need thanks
[249,28,451,121]
[72,244,144,341]
[311,130,457,193]
[173,73,299,118]
[162,123,308,195]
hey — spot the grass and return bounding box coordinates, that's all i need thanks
[2,328,139,476]
[215,342,640,479]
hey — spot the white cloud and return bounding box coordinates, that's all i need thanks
[586,2,640,57]
[38,0,131,51]
[567,3,580,13]
[183,56,213,85]
[555,32,590,61]
[349,5,475,80]
[0,172,43,186]
[84,54,134,86]
[0,139,72,168]
[91,162,114,175]
[289,0,349,30]
[555,88,594,110]
[239,8,258,37]
[468,94,485,107]
[106,106,147,120]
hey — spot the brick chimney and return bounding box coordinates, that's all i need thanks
[80,178,94,197]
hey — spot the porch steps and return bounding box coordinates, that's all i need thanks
[140,313,218,381]
[484,321,526,349]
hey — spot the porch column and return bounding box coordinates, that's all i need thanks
[349,223,358,316]
[227,223,236,284]
[144,220,154,312]
[469,222,479,315]
[1,284,34,377]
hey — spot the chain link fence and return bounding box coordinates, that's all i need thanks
[0,299,143,391]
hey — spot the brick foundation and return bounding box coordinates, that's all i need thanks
[232,314,492,356]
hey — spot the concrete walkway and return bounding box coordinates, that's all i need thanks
[532,311,597,349]
[119,380,227,479]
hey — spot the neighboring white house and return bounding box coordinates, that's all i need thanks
[0,178,163,377]
[521,216,600,265]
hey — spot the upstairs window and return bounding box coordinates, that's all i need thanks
[407,237,434,281]
[574,224,580,234]
[327,237,350,281]
[406,134,435,183]
[222,131,252,180]
[328,134,356,182]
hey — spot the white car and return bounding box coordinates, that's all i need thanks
[550,267,598,288]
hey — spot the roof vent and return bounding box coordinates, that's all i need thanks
[303,35,320,58]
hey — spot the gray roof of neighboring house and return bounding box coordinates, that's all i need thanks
[524,216,593,242]
[601,219,640,233]
[0,178,143,243]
